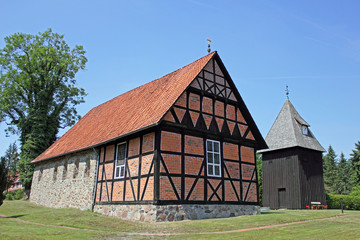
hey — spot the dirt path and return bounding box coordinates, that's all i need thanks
[0,213,350,236]
[205,214,349,235]
[135,214,350,236]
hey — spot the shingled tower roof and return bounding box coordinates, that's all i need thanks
[260,99,325,153]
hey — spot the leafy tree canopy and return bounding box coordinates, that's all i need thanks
[0,29,87,189]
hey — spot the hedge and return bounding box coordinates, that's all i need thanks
[326,193,360,210]
[5,189,25,200]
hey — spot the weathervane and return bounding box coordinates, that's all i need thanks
[285,85,289,99]
[207,38,211,53]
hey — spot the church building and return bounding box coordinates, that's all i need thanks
[30,52,267,221]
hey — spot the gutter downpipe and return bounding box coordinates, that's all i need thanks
[91,147,100,212]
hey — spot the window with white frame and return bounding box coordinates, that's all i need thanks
[115,143,127,178]
[206,139,221,177]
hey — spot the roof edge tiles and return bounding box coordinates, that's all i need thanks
[32,52,216,163]
[32,123,159,164]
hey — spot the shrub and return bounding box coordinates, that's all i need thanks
[350,185,360,196]
[5,189,25,200]
[326,193,360,210]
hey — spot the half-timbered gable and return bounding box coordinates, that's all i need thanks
[30,52,266,221]
[158,56,264,205]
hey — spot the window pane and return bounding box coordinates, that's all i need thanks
[207,141,213,151]
[207,153,213,163]
[215,166,220,176]
[115,167,120,178]
[116,159,125,166]
[117,144,126,160]
[214,142,219,152]
[208,165,214,176]
[120,167,125,177]
[214,154,220,164]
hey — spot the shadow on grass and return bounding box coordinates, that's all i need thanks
[260,211,285,215]
[7,215,26,218]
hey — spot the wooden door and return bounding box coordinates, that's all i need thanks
[278,188,286,209]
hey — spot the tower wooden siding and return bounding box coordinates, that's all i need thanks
[262,147,325,209]
[262,148,301,209]
[297,148,326,208]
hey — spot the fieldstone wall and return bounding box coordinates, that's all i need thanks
[30,150,98,210]
[94,204,260,222]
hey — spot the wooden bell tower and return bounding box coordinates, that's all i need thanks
[259,99,326,209]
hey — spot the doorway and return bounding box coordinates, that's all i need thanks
[278,188,286,209]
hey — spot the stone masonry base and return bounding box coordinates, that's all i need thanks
[93,204,260,222]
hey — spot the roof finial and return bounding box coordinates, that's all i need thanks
[207,38,211,53]
[285,85,289,99]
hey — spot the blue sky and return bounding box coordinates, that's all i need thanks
[1,0,359,160]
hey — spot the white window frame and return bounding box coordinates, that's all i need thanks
[206,139,221,177]
[114,142,127,179]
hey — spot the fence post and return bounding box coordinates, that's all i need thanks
[340,197,343,214]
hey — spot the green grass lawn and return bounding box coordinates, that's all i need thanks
[1,200,360,239]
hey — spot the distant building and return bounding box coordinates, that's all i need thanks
[259,99,326,209]
[30,52,267,221]
[7,173,24,192]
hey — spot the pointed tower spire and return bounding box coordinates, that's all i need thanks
[260,99,325,153]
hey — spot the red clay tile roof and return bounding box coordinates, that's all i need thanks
[32,52,216,163]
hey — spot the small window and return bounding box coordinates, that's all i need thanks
[73,159,79,178]
[302,125,308,135]
[115,143,127,179]
[62,160,68,180]
[38,167,43,182]
[206,139,221,177]
[84,158,91,177]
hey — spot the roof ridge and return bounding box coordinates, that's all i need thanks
[33,52,216,163]
[91,51,216,111]
[153,51,216,83]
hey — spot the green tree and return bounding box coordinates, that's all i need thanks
[0,157,8,206]
[256,153,263,206]
[3,142,20,193]
[4,142,19,174]
[335,153,352,194]
[0,29,87,189]
[349,141,360,188]
[323,145,337,193]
